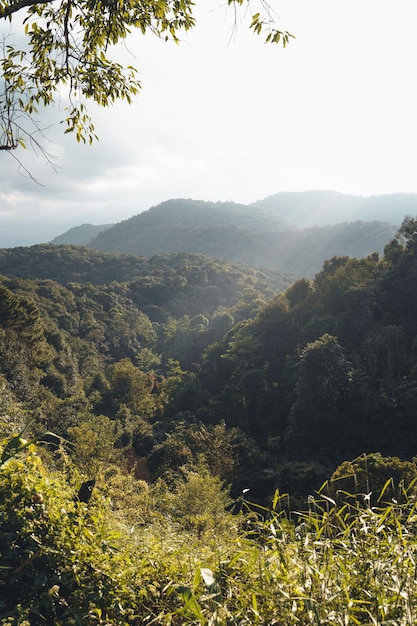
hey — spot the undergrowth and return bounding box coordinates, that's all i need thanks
[1,434,417,624]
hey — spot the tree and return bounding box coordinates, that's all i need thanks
[382,217,417,335]
[0,0,293,154]
[102,357,157,418]
[284,334,354,465]
[0,284,52,400]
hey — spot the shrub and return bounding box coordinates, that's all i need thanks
[0,444,138,624]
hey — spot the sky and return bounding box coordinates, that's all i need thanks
[1,0,417,246]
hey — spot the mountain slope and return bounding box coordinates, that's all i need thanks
[46,193,414,277]
[87,197,397,277]
[0,245,292,320]
[50,223,114,245]
[89,198,289,255]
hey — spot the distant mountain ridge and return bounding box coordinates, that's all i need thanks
[49,192,417,277]
[50,223,114,245]
[251,190,417,226]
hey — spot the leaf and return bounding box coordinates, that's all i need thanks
[176,585,207,624]
[1,435,25,465]
[250,12,260,27]
[0,421,62,468]
[200,568,216,588]
[200,568,221,606]
[377,478,394,502]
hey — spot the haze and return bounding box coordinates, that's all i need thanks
[1,0,416,246]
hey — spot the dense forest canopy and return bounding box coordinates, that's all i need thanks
[2,218,417,622]
[1,219,417,498]
[0,244,287,285]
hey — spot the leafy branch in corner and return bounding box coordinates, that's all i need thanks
[0,0,293,157]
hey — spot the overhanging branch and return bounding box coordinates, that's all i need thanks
[0,0,54,20]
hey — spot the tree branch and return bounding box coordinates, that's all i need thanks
[0,0,53,20]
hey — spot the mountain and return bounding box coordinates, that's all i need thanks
[88,198,289,254]
[4,221,417,626]
[46,192,417,278]
[250,190,417,227]
[50,223,114,245]
[48,198,288,248]
[85,197,398,277]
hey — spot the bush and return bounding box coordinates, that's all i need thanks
[0,445,138,624]
[328,452,417,505]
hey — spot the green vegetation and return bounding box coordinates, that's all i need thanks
[1,0,292,153]
[0,245,289,298]
[87,198,396,278]
[2,222,417,501]
[2,437,417,624]
[51,224,115,246]
[2,218,417,620]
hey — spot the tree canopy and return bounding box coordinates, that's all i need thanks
[0,0,293,153]
[3,220,417,508]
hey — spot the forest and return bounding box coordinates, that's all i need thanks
[2,217,417,623]
[50,197,399,278]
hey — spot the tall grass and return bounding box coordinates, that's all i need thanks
[164,483,417,625]
[3,435,417,624]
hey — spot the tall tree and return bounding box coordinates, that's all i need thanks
[284,334,354,465]
[0,284,50,400]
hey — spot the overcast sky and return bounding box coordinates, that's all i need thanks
[1,0,416,246]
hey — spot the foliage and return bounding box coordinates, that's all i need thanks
[0,246,289,312]
[0,436,239,624]
[4,217,417,507]
[0,0,292,153]
[67,413,121,475]
[329,452,417,506]
[0,420,60,470]
[162,464,236,536]
[0,247,287,505]
[0,375,27,438]
[4,436,417,624]
[89,199,396,278]
[167,484,417,625]
[0,283,51,401]
[0,445,140,624]
[147,418,268,499]
[284,334,354,464]
[101,358,158,417]
[154,222,417,502]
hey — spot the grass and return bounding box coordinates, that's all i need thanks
[2,438,417,624]
[152,485,417,625]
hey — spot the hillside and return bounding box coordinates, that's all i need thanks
[155,217,417,500]
[50,223,114,245]
[87,198,288,256]
[3,219,417,625]
[0,245,292,323]
[83,197,398,277]
[2,219,417,506]
[4,222,417,626]
[0,243,293,446]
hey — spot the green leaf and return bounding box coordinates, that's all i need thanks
[176,585,207,624]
